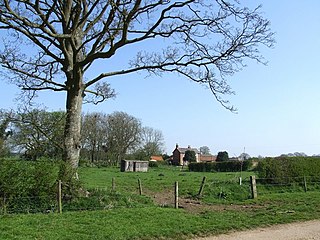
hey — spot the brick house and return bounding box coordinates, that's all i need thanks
[172,144,217,165]
[172,144,200,165]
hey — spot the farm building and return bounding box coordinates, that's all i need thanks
[172,144,200,165]
[172,144,216,165]
[120,160,149,172]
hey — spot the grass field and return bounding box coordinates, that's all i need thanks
[78,165,254,202]
[1,165,320,239]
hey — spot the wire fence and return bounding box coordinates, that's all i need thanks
[255,176,320,195]
[1,174,320,215]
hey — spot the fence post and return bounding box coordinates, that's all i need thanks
[304,176,307,192]
[138,178,143,195]
[197,176,206,197]
[58,180,62,214]
[112,177,116,191]
[174,181,179,209]
[250,176,257,199]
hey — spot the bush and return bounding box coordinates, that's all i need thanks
[0,158,60,213]
[256,157,320,184]
[148,161,159,168]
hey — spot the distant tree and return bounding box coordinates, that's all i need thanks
[0,110,12,157]
[2,109,63,159]
[139,127,164,157]
[294,152,307,157]
[10,109,65,160]
[0,1,274,179]
[239,153,251,161]
[183,150,197,163]
[105,112,142,165]
[200,146,211,155]
[280,152,308,157]
[216,151,229,162]
[81,112,108,163]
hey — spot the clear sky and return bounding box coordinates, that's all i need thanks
[1,0,320,157]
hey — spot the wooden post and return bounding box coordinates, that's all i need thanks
[112,177,116,191]
[198,176,206,197]
[250,176,257,199]
[174,181,179,209]
[239,177,242,186]
[58,180,62,214]
[304,176,307,192]
[138,178,143,195]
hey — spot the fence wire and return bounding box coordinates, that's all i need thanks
[1,174,320,215]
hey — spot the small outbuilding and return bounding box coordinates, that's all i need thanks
[120,160,149,172]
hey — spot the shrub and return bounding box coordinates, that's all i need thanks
[148,161,159,168]
[216,151,229,162]
[0,158,60,213]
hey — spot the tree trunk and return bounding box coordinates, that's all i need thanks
[63,73,84,172]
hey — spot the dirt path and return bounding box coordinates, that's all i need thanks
[194,220,320,240]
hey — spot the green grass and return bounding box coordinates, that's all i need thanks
[1,166,320,239]
[78,165,253,197]
[1,192,320,240]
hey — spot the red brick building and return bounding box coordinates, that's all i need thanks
[172,144,216,165]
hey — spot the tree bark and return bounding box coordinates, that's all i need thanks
[63,71,84,171]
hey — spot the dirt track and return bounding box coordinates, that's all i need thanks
[194,220,320,240]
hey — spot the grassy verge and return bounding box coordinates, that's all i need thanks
[1,191,320,240]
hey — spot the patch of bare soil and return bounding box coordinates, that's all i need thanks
[151,190,261,213]
[193,220,320,240]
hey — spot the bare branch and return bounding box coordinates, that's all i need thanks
[1,0,274,112]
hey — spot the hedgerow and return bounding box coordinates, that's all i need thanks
[256,157,320,184]
[188,160,252,172]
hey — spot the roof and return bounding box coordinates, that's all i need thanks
[150,155,164,161]
[175,147,199,154]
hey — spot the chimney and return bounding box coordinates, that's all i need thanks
[176,143,179,149]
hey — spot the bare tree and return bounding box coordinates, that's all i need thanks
[200,146,211,155]
[105,111,142,165]
[0,1,274,175]
[140,126,164,157]
[81,112,108,163]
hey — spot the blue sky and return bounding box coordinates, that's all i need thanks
[1,0,320,157]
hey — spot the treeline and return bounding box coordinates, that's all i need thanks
[256,156,320,184]
[0,109,165,165]
[189,160,253,172]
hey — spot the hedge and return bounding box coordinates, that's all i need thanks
[0,159,60,213]
[188,160,252,172]
[256,157,320,184]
